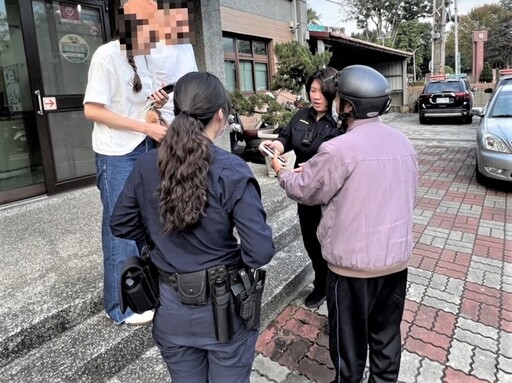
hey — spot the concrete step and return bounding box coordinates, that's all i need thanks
[259,239,311,329]
[248,164,302,252]
[0,313,154,383]
[0,200,299,368]
[265,198,300,253]
[0,160,307,381]
[1,237,311,383]
[0,188,104,368]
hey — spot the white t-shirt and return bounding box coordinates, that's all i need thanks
[84,40,156,156]
[152,42,198,123]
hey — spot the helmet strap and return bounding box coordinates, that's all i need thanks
[379,97,392,115]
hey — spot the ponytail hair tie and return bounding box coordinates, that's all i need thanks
[179,110,203,126]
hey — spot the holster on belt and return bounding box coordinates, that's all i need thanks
[208,265,233,343]
[235,268,266,330]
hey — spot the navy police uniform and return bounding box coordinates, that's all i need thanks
[275,107,341,295]
[110,145,275,383]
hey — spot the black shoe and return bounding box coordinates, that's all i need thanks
[304,287,326,308]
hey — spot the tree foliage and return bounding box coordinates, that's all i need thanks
[271,41,332,94]
[500,0,512,11]
[230,90,295,127]
[394,20,432,75]
[445,4,512,72]
[342,0,431,46]
[307,6,320,25]
[479,62,493,82]
[340,0,512,78]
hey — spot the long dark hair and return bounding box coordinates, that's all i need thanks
[157,72,230,233]
[305,67,338,109]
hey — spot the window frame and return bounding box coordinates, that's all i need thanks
[223,33,270,94]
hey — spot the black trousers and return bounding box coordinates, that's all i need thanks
[297,203,327,291]
[327,269,408,383]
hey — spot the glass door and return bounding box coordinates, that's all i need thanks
[0,0,45,204]
[20,0,110,197]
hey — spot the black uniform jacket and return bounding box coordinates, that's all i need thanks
[110,145,275,274]
[276,107,341,166]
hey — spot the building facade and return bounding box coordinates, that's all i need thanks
[0,0,306,206]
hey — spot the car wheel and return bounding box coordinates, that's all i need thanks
[419,116,427,124]
[463,115,473,124]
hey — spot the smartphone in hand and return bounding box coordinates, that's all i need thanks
[261,145,286,166]
[159,83,175,94]
[147,83,175,107]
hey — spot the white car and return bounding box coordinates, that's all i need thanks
[472,82,512,184]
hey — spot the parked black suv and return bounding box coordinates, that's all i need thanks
[418,74,475,124]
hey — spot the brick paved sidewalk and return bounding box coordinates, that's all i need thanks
[252,146,512,383]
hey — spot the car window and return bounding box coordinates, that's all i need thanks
[489,90,512,117]
[425,81,462,93]
[497,77,512,89]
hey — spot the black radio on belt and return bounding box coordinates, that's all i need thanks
[301,130,315,146]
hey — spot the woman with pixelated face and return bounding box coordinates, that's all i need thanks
[83,0,169,326]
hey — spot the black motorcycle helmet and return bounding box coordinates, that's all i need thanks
[329,65,391,119]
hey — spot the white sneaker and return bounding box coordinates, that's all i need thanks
[124,310,154,326]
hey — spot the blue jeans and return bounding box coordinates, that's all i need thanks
[95,138,155,324]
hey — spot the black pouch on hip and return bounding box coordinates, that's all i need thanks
[176,270,208,305]
[120,256,159,314]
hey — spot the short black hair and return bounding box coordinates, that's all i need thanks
[305,67,338,107]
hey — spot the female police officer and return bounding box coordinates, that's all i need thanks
[110,72,275,383]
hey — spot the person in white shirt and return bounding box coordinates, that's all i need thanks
[152,0,197,124]
[83,0,168,326]
[152,42,198,124]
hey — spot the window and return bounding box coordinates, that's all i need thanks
[224,61,236,92]
[239,61,254,92]
[223,35,270,93]
[255,63,268,91]
[222,37,234,53]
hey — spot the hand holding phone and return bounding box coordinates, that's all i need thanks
[148,83,174,109]
[260,145,286,166]
[159,83,175,94]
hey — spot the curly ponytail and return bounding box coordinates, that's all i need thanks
[157,72,230,233]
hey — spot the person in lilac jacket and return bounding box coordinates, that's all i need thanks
[271,65,418,383]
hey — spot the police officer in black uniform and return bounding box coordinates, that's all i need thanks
[260,67,340,308]
[110,72,275,383]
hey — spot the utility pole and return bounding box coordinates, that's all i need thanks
[454,0,460,74]
[432,0,446,75]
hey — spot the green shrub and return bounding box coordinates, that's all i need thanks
[479,62,493,83]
